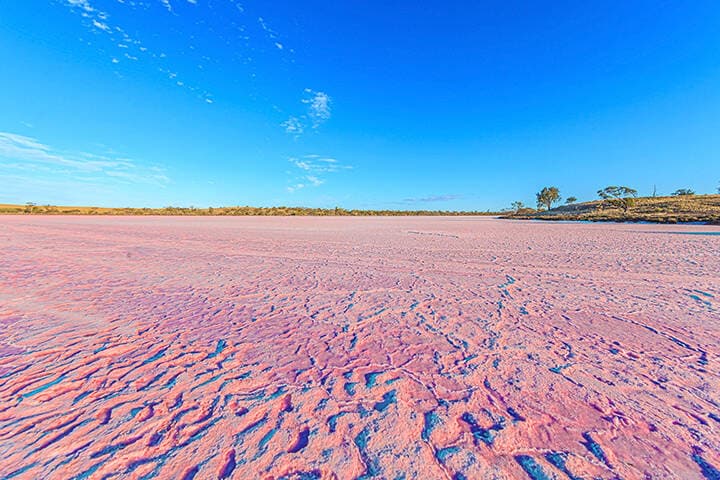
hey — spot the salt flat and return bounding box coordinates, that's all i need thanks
[1,216,719,479]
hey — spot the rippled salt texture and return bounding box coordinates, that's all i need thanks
[1,216,719,479]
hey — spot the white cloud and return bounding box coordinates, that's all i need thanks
[290,158,310,170]
[258,17,277,38]
[403,194,463,203]
[65,0,94,13]
[281,90,333,136]
[92,20,111,32]
[0,132,169,187]
[296,155,350,173]
[286,155,350,193]
[281,116,304,136]
[302,89,331,128]
[306,175,324,187]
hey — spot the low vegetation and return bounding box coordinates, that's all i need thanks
[504,193,720,224]
[0,203,498,217]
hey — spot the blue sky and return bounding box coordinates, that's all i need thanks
[1,1,719,210]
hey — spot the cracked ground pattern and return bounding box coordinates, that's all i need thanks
[1,216,719,480]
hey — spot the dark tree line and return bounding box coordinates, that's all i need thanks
[511,182,716,215]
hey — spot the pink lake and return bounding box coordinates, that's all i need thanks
[1,216,719,479]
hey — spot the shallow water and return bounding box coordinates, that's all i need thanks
[666,231,720,236]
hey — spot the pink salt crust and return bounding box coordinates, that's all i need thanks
[0,216,719,479]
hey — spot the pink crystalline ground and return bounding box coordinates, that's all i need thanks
[0,216,719,480]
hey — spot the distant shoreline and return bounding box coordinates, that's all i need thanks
[0,204,498,217]
[504,216,720,225]
[501,194,720,225]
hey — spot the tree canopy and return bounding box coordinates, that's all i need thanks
[536,187,561,210]
[597,186,638,213]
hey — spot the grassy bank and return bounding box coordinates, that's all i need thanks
[503,194,720,224]
[0,204,498,217]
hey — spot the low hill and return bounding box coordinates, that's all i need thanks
[0,204,497,217]
[504,194,720,224]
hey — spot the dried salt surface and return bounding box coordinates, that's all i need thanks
[1,216,719,480]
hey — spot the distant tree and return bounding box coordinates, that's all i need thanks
[536,187,561,211]
[672,188,695,196]
[565,197,577,204]
[511,201,525,213]
[597,186,637,213]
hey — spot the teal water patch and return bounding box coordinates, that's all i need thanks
[20,374,67,400]
[72,391,91,404]
[694,290,715,298]
[422,411,441,441]
[435,446,460,463]
[4,462,38,479]
[364,372,382,388]
[460,412,504,446]
[354,428,380,479]
[581,432,610,467]
[690,294,713,308]
[207,339,227,359]
[544,452,582,480]
[515,455,552,480]
[692,447,720,480]
[288,427,310,453]
[71,462,103,480]
[327,412,347,433]
[258,428,277,451]
[506,407,525,423]
[373,390,397,412]
[235,416,268,445]
[142,347,168,365]
[344,382,358,396]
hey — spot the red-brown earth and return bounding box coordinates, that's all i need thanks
[0,216,719,480]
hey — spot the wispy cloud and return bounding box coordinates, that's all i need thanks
[61,0,217,103]
[302,89,332,128]
[61,0,298,109]
[403,194,463,203]
[258,17,278,39]
[286,155,350,192]
[92,19,111,32]
[281,116,304,136]
[305,175,324,187]
[65,0,93,13]
[281,89,333,137]
[0,132,169,187]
